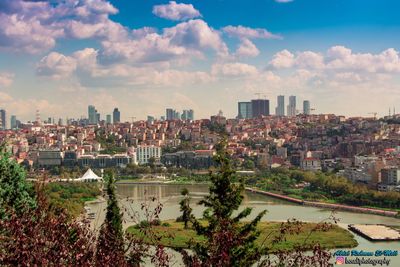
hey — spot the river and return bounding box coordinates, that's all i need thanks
[86,183,400,266]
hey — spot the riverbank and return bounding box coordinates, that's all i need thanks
[246,187,399,218]
[127,220,358,252]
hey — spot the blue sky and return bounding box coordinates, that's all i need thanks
[0,0,399,121]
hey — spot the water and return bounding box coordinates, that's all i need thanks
[87,183,400,266]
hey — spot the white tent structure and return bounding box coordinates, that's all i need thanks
[76,168,103,182]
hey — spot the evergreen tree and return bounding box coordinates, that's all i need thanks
[96,173,126,266]
[177,188,193,229]
[0,144,35,217]
[187,139,267,267]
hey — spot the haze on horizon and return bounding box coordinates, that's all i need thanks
[0,0,399,121]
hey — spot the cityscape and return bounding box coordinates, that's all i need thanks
[0,0,399,266]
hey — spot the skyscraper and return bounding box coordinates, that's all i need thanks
[113,108,120,123]
[287,95,297,117]
[237,102,252,119]
[106,114,112,124]
[187,109,194,120]
[166,108,174,120]
[251,99,269,118]
[0,109,6,130]
[10,115,17,129]
[303,100,311,115]
[88,105,97,124]
[275,95,285,116]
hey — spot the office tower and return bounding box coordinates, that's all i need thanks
[88,105,97,124]
[10,115,17,129]
[303,100,311,115]
[251,99,269,118]
[96,112,100,123]
[188,109,194,120]
[112,108,120,123]
[147,116,155,123]
[287,95,296,117]
[174,111,180,120]
[166,108,174,120]
[106,114,112,124]
[237,102,252,119]
[275,95,285,116]
[58,118,63,126]
[0,109,6,129]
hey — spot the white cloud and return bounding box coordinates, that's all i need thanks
[269,49,295,68]
[152,1,201,21]
[211,63,259,77]
[222,25,281,39]
[0,72,14,87]
[275,0,294,3]
[36,52,77,79]
[235,39,260,57]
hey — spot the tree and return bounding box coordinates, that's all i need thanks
[0,144,36,217]
[177,188,193,229]
[95,173,126,266]
[184,139,267,266]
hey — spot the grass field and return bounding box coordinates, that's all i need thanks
[127,220,358,252]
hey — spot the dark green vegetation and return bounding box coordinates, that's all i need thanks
[45,182,101,218]
[183,140,267,266]
[248,168,400,210]
[128,220,358,251]
[95,129,127,155]
[0,145,36,217]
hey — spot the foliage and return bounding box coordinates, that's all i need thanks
[96,173,126,266]
[184,139,267,267]
[177,188,194,229]
[0,144,36,217]
[45,182,100,218]
[0,186,96,266]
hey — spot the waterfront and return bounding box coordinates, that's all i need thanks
[87,184,400,266]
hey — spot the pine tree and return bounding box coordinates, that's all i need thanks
[188,139,267,267]
[0,144,35,217]
[178,188,193,229]
[96,173,127,266]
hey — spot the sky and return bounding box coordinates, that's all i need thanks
[0,0,400,121]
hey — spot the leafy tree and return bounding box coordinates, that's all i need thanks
[177,188,193,229]
[96,173,126,266]
[0,144,36,217]
[184,139,267,266]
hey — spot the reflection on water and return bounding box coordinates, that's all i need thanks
[87,183,400,266]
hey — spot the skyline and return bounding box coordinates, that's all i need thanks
[0,0,400,121]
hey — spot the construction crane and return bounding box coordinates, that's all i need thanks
[368,112,377,119]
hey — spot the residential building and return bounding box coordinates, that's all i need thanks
[136,145,162,164]
[381,167,400,185]
[10,115,17,129]
[166,108,175,120]
[37,150,63,168]
[300,157,321,171]
[106,114,112,124]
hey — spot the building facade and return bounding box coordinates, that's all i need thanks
[303,100,311,115]
[136,145,162,164]
[251,99,269,118]
[113,108,120,123]
[275,95,285,116]
[287,95,296,117]
[237,102,252,119]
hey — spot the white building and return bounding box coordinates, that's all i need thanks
[381,167,400,185]
[136,145,162,165]
[300,158,321,172]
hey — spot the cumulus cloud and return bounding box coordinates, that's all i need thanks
[235,39,260,57]
[0,0,124,54]
[36,52,77,79]
[0,72,14,87]
[269,46,400,73]
[152,1,201,21]
[275,0,294,3]
[222,25,281,40]
[101,19,228,63]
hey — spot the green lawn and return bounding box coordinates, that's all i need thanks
[127,220,357,252]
